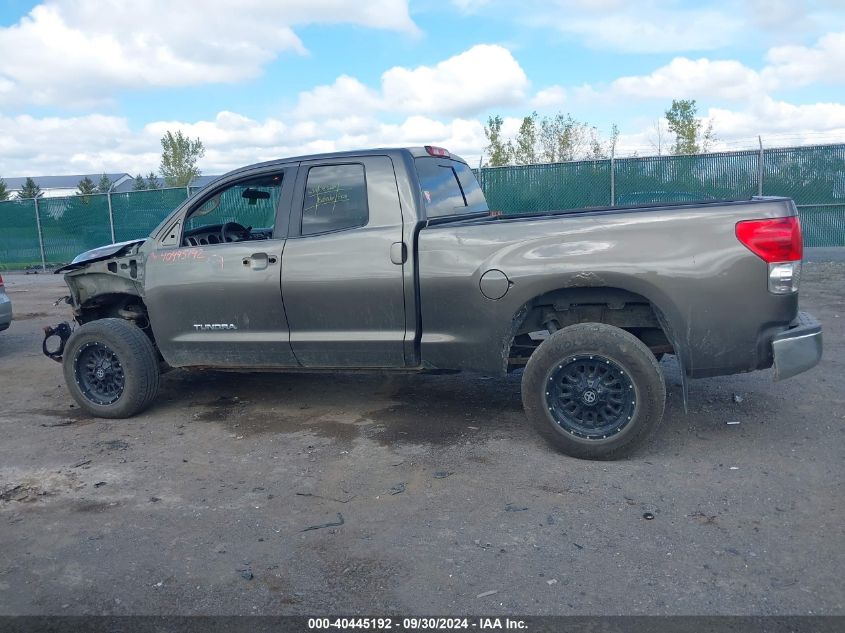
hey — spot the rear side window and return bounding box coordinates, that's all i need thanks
[415,157,488,218]
[301,164,368,236]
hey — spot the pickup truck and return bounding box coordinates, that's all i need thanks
[44,146,823,459]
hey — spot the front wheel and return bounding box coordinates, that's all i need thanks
[62,318,160,418]
[522,323,666,460]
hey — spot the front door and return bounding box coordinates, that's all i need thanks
[145,167,299,368]
[281,156,407,367]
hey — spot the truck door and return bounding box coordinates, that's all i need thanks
[281,156,407,367]
[144,166,298,368]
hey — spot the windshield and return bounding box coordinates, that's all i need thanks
[415,157,488,218]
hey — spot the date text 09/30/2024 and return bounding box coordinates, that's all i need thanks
[307,617,527,630]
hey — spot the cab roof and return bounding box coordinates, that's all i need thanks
[217,147,468,184]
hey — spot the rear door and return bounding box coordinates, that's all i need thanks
[281,155,407,367]
[145,166,298,367]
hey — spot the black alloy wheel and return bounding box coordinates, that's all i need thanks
[74,341,126,405]
[545,354,636,439]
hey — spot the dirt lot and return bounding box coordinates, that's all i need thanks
[0,261,842,616]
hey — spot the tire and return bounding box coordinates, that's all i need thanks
[62,318,160,418]
[522,322,666,460]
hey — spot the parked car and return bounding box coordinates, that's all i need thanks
[0,274,12,333]
[44,146,822,459]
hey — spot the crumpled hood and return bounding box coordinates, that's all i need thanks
[55,239,146,273]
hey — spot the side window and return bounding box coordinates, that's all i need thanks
[185,174,283,242]
[302,164,368,236]
[414,157,487,218]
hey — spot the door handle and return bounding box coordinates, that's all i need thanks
[241,253,276,270]
[390,242,407,265]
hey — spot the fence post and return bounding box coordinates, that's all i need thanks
[186,184,191,198]
[757,136,764,197]
[610,154,616,207]
[33,196,46,272]
[107,190,116,244]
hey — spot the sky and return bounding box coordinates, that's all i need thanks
[0,0,844,177]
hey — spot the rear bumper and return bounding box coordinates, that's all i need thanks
[772,311,822,381]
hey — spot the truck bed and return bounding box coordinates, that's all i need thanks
[416,196,799,378]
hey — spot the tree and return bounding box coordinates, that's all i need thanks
[96,173,113,193]
[484,111,619,166]
[539,113,592,162]
[146,172,161,190]
[665,99,715,155]
[513,113,538,165]
[586,123,619,160]
[0,177,8,202]
[608,123,620,158]
[483,116,512,167]
[16,177,42,199]
[132,174,147,191]
[648,118,669,156]
[159,130,205,187]
[76,176,97,196]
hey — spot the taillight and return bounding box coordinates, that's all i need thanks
[0,274,4,288]
[736,216,803,294]
[736,217,802,262]
[425,145,451,158]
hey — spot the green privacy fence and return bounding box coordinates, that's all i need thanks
[0,198,41,268]
[0,187,200,269]
[476,143,845,247]
[1,143,844,269]
[112,187,194,243]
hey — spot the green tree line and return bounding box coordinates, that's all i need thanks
[484,99,715,167]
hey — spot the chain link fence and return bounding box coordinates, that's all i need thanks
[1,143,843,270]
[0,187,199,269]
[477,143,845,247]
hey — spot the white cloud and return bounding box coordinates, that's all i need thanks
[762,31,845,88]
[0,113,150,175]
[525,1,742,53]
[531,86,567,108]
[611,58,764,101]
[517,1,845,54]
[0,0,418,107]
[382,45,528,116]
[744,0,845,35]
[708,96,845,139]
[295,44,529,119]
[580,30,845,106]
[293,76,382,119]
[0,110,489,176]
[3,22,845,179]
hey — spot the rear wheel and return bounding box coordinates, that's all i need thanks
[522,323,665,459]
[63,318,159,418]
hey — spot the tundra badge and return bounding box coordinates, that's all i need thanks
[193,323,238,331]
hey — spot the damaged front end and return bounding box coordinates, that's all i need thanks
[57,240,147,319]
[42,240,149,362]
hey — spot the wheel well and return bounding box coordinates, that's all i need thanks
[74,291,163,349]
[507,287,673,370]
[77,293,149,326]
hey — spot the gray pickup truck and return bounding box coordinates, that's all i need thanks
[45,146,822,459]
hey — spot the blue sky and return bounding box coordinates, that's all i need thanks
[0,0,843,176]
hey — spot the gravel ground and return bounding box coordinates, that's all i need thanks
[0,262,842,616]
